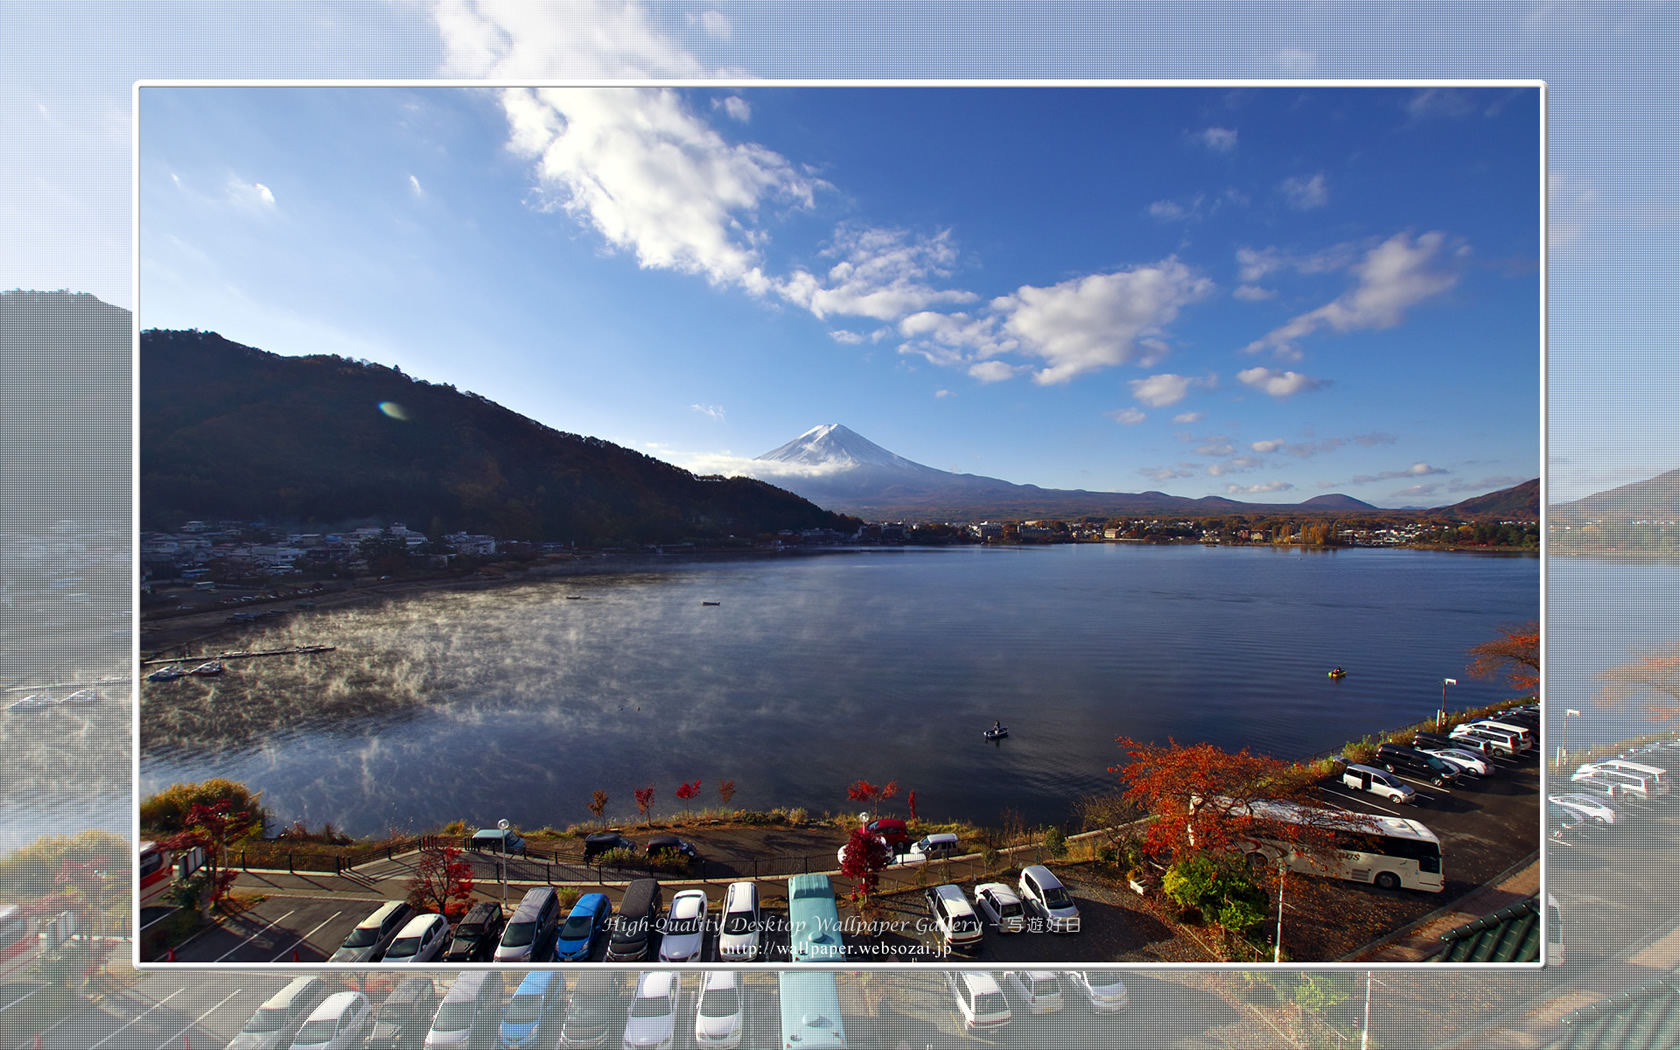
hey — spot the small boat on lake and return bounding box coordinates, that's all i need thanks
[189,660,224,677]
[8,694,52,713]
[146,665,186,682]
[59,688,100,705]
[983,725,1009,741]
[702,601,721,606]
[1328,667,1346,679]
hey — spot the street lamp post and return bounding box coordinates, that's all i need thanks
[1562,708,1582,765]
[1274,860,1287,963]
[1361,970,1374,1050]
[1438,678,1457,730]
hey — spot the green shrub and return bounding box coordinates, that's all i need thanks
[1162,854,1267,934]
[140,778,270,835]
[1042,825,1068,858]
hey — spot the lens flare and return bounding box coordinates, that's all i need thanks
[377,401,409,420]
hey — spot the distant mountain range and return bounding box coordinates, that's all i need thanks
[1550,468,1680,524]
[744,424,1533,521]
[141,330,855,543]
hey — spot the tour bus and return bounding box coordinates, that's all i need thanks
[786,874,845,963]
[777,970,847,1049]
[1191,796,1444,893]
[138,839,207,908]
[0,904,76,982]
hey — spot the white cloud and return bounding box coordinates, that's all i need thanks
[1172,411,1203,424]
[435,0,712,79]
[1251,439,1285,453]
[1233,284,1275,301]
[1350,462,1449,483]
[1207,457,1265,477]
[1129,373,1194,407]
[968,360,1023,383]
[1228,480,1295,494]
[690,403,726,422]
[697,10,732,41]
[995,260,1213,385]
[722,95,750,122]
[1148,199,1189,221]
[1139,465,1196,481]
[1237,366,1329,397]
[1243,232,1461,358]
[779,227,976,321]
[828,329,865,345]
[501,85,816,293]
[1276,48,1317,72]
[408,174,423,197]
[1198,127,1238,152]
[1406,88,1476,120]
[934,389,953,399]
[1197,440,1236,457]
[227,175,275,209]
[1108,407,1147,425]
[1281,172,1328,210]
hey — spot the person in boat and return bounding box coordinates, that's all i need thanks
[1330,666,1345,677]
[993,720,1002,732]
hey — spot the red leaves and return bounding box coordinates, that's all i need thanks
[1466,621,1540,694]
[837,827,892,904]
[675,780,701,802]
[406,845,474,918]
[633,786,655,815]
[846,780,900,819]
[1111,736,1316,861]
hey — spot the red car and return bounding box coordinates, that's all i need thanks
[863,818,911,851]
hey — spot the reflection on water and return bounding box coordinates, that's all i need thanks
[141,546,1538,835]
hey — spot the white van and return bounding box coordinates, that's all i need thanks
[425,971,504,1050]
[1342,764,1418,804]
[1592,757,1671,787]
[1451,725,1519,756]
[716,881,761,962]
[1576,766,1667,799]
[1001,971,1064,1014]
[1462,720,1533,751]
[945,972,1012,1031]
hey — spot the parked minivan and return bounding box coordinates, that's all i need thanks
[1342,764,1418,804]
[1575,766,1666,800]
[363,977,437,1050]
[1451,725,1520,756]
[1461,719,1533,751]
[495,886,561,963]
[605,878,662,962]
[226,976,329,1050]
[329,900,415,963]
[1588,758,1671,790]
[557,971,622,1048]
[945,971,1012,1031]
[499,971,568,1050]
[424,971,504,1050]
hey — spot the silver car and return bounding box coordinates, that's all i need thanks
[622,971,679,1050]
[656,889,707,963]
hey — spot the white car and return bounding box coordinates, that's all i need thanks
[1060,971,1131,1012]
[1548,793,1620,825]
[1001,970,1064,1014]
[945,971,1012,1031]
[657,889,708,963]
[622,971,679,1050]
[692,970,744,1049]
[1017,865,1080,932]
[226,977,328,1050]
[289,992,371,1050]
[1420,747,1495,777]
[716,881,761,962]
[973,883,1025,933]
[1342,763,1418,804]
[382,913,449,963]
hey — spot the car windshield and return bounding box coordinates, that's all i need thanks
[1087,971,1127,987]
[502,921,535,947]
[454,922,483,938]
[342,926,380,948]
[722,911,754,935]
[504,993,543,1025]
[996,899,1023,917]
[243,1007,290,1033]
[293,1018,339,1044]
[385,936,420,957]
[954,916,980,934]
[666,916,700,935]
[698,986,739,1018]
[974,992,1007,1016]
[560,912,595,938]
[630,994,671,1018]
[432,1002,474,1032]
[1043,886,1073,909]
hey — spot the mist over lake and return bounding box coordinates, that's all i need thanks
[140,544,1538,836]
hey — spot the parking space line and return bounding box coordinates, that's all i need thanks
[86,989,182,1050]
[213,909,295,962]
[0,986,43,1015]
[151,987,243,1050]
[1316,787,1406,816]
[1389,771,1450,793]
[270,911,343,962]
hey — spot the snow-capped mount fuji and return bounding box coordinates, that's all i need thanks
[756,424,943,475]
[744,424,1387,521]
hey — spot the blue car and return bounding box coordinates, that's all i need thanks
[498,970,566,1049]
[552,892,612,962]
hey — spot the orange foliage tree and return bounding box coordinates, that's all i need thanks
[1598,643,1680,724]
[1466,621,1540,695]
[1110,738,1341,864]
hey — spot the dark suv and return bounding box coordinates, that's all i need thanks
[645,835,699,863]
[443,900,505,962]
[583,832,637,862]
[1376,743,1462,787]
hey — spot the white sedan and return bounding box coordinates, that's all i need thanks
[1420,747,1495,777]
[657,889,707,963]
[1548,793,1620,825]
[693,970,744,1049]
[288,992,370,1050]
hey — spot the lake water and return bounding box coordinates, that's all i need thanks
[140,544,1540,836]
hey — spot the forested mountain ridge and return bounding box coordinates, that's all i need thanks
[140,329,856,544]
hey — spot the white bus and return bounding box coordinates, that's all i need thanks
[1192,796,1445,893]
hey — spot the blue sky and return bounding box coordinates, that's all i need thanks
[138,83,1540,508]
[2,1,1674,506]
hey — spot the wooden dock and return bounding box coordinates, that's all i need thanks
[139,644,336,667]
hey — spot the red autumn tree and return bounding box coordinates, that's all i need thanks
[634,786,655,826]
[405,845,476,919]
[718,780,736,807]
[1110,737,1343,864]
[838,827,893,907]
[675,780,701,816]
[1598,643,1680,724]
[587,790,609,821]
[1466,621,1540,695]
[906,789,917,823]
[846,779,900,820]
[161,799,259,906]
